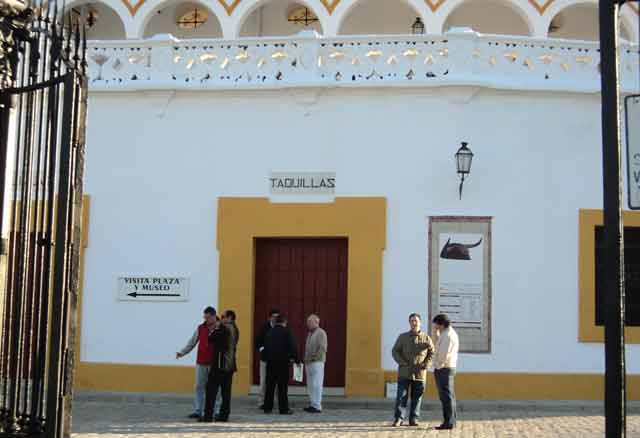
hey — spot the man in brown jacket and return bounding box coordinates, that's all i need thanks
[391,313,435,427]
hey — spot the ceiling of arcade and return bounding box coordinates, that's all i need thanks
[117,0,637,17]
[71,0,640,40]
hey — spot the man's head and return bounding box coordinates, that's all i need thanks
[269,309,280,325]
[408,313,421,332]
[203,306,217,325]
[307,314,320,330]
[432,313,451,332]
[223,309,236,322]
[275,314,287,327]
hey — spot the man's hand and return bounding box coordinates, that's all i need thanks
[176,352,183,359]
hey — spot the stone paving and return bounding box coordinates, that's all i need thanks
[71,396,640,438]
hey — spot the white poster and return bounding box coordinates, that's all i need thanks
[437,233,484,329]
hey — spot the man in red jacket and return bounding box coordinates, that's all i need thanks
[176,306,217,418]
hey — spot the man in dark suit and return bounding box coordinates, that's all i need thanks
[255,308,280,409]
[201,310,239,422]
[263,314,298,415]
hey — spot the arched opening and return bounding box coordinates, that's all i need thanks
[443,0,532,36]
[144,1,223,39]
[66,2,126,40]
[547,4,632,41]
[239,0,323,38]
[338,0,422,35]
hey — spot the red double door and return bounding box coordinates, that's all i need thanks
[253,238,348,387]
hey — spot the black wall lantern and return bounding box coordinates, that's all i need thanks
[411,17,425,35]
[455,142,473,199]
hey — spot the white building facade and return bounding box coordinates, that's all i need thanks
[73,0,640,400]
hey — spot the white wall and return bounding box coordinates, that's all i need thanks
[144,2,223,38]
[443,0,531,35]
[339,0,420,35]
[548,4,633,41]
[239,1,323,37]
[81,87,639,374]
[81,3,127,40]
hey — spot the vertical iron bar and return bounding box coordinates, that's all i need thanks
[599,1,626,437]
[44,71,76,438]
[28,5,53,432]
[60,69,87,438]
[5,31,30,434]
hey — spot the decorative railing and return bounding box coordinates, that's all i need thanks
[86,30,640,93]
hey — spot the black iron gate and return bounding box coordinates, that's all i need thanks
[0,1,88,437]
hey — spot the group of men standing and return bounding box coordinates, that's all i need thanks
[255,309,328,414]
[177,307,328,421]
[392,313,459,430]
[176,306,458,430]
[176,306,239,422]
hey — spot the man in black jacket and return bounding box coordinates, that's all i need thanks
[263,314,298,415]
[255,308,280,409]
[201,310,239,422]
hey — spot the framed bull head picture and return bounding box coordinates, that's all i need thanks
[428,216,492,353]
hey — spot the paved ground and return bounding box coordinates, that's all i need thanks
[71,395,640,438]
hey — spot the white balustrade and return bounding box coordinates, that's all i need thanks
[86,30,640,93]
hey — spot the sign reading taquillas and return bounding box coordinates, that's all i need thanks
[269,172,336,195]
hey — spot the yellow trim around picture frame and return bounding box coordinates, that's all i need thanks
[578,209,640,343]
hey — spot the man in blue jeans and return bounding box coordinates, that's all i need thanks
[432,313,459,430]
[391,313,435,427]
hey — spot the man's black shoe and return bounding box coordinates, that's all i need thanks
[303,407,321,413]
[409,419,419,427]
[188,413,200,419]
[280,410,294,415]
[435,424,454,430]
[263,409,272,414]
[258,404,265,410]
[198,417,213,423]
[214,415,228,422]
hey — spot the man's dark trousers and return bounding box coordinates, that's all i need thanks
[434,368,457,427]
[394,378,424,421]
[203,369,233,420]
[264,360,290,413]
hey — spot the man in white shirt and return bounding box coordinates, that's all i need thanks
[432,314,459,430]
[303,314,328,413]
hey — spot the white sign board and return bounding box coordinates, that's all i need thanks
[626,95,640,210]
[117,276,189,302]
[269,172,335,195]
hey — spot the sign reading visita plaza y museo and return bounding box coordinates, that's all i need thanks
[626,95,640,209]
[269,172,336,194]
[117,276,189,302]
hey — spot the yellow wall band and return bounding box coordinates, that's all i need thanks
[75,362,640,400]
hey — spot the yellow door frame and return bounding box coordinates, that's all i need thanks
[216,197,387,397]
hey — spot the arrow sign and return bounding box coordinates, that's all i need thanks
[117,276,189,302]
[127,292,180,298]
